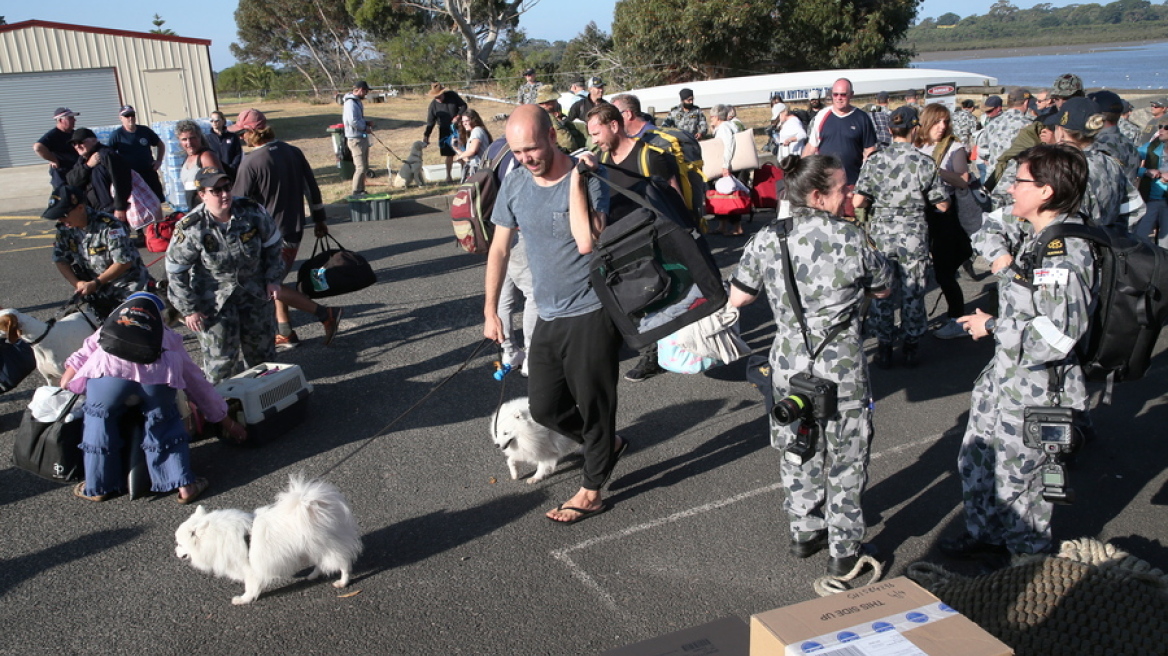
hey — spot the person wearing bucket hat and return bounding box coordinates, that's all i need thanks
[517,67,542,105]
[854,104,950,368]
[423,82,468,183]
[165,167,286,384]
[34,107,82,188]
[1054,97,1145,232]
[1088,90,1140,182]
[536,87,586,153]
[58,291,247,503]
[668,87,709,140]
[44,184,153,317]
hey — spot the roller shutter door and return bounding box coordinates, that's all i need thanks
[0,68,121,168]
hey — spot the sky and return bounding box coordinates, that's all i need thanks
[3,1,1083,72]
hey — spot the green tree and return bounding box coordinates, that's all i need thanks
[560,22,613,80]
[217,62,277,95]
[233,0,362,96]
[347,0,427,41]
[398,0,540,79]
[150,14,176,35]
[937,12,961,26]
[772,0,920,72]
[378,27,466,84]
[987,0,1019,21]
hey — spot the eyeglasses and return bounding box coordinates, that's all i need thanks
[205,185,232,196]
[831,92,850,97]
[1013,178,1039,185]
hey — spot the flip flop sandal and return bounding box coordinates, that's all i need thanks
[177,477,210,504]
[547,502,610,525]
[73,482,113,502]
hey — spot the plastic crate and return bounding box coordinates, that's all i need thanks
[215,363,312,444]
[348,193,392,221]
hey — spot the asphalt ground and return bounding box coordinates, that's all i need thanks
[1,205,1166,655]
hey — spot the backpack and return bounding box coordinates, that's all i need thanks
[145,211,183,253]
[640,127,708,226]
[450,150,504,254]
[599,143,696,228]
[99,296,165,365]
[584,170,727,350]
[1018,222,1168,394]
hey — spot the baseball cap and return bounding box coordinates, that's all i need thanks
[1150,97,1168,108]
[1087,90,1123,114]
[535,87,560,104]
[53,107,80,120]
[522,68,535,76]
[1040,109,1062,128]
[1055,96,1101,132]
[961,99,976,109]
[68,127,97,144]
[983,95,1003,109]
[1051,73,1083,98]
[1006,87,1030,104]
[889,105,919,128]
[353,80,370,91]
[119,105,136,117]
[570,75,585,87]
[194,167,231,190]
[42,185,84,221]
[227,108,267,133]
[587,76,605,89]
[680,88,694,100]
[875,91,889,102]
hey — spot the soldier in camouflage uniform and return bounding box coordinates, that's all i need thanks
[853,107,950,367]
[1118,100,1141,144]
[44,185,152,318]
[980,89,1034,177]
[730,155,893,576]
[1088,90,1140,182]
[950,100,979,145]
[165,168,284,384]
[944,144,1094,557]
[669,88,709,140]
[515,69,542,106]
[1055,98,1145,233]
[535,87,586,153]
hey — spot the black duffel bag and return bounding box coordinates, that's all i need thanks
[296,235,377,299]
[13,391,84,483]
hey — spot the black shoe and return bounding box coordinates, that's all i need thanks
[876,342,894,369]
[938,533,1009,559]
[826,543,878,577]
[790,530,829,559]
[902,340,919,368]
[624,354,663,382]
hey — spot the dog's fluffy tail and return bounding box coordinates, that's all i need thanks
[273,475,363,561]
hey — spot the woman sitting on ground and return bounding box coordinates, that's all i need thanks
[60,292,246,503]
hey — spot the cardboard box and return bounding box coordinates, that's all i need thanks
[601,616,749,656]
[750,577,1012,656]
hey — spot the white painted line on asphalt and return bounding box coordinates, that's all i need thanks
[551,431,946,612]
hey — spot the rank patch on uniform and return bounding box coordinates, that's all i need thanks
[1044,238,1067,257]
[240,228,258,243]
[88,245,108,255]
[203,234,219,252]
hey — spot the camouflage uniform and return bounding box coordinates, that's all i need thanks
[516,81,542,106]
[1093,125,1140,183]
[980,109,1033,174]
[951,108,979,145]
[964,211,1095,554]
[551,114,586,153]
[164,197,284,384]
[669,104,709,139]
[1081,144,1145,232]
[1118,117,1141,144]
[52,207,152,302]
[854,143,948,344]
[732,206,892,558]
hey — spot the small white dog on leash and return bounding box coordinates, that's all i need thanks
[490,397,581,484]
[0,308,97,385]
[392,141,426,188]
[174,475,362,605]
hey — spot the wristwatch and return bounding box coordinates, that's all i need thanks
[984,317,997,333]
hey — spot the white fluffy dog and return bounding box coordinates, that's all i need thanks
[174,475,362,605]
[392,141,426,188]
[0,308,97,386]
[490,397,581,484]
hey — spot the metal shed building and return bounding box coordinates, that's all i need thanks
[0,20,216,169]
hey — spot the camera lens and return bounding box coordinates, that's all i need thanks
[772,394,809,425]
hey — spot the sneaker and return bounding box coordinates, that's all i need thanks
[624,354,663,382]
[934,318,969,340]
[321,307,343,346]
[503,348,526,370]
[275,331,300,350]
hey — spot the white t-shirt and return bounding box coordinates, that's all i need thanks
[776,116,807,158]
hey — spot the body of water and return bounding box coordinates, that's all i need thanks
[914,41,1168,90]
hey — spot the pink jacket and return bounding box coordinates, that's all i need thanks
[64,328,228,422]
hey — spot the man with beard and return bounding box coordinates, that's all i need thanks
[669,88,709,140]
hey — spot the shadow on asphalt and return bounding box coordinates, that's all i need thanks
[0,527,143,596]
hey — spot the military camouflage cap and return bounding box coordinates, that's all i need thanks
[535,87,560,104]
[1051,73,1083,98]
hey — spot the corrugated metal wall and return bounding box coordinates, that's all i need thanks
[0,22,216,169]
[0,68,122,168]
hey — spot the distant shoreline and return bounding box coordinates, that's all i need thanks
[913,39,1163,62]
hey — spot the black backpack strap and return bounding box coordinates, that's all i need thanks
[578,162,662,216]
[775,218,851,364]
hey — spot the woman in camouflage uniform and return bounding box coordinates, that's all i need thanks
[730,155,893,577]
[854,106,950,367]
[945,144,1094,558]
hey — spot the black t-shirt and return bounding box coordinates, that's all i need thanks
[600,140,679,222]
[37,127,79,170]
[232,140,323,243]
[107,126,161,172]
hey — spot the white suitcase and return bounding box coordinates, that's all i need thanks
[215,363,313,445]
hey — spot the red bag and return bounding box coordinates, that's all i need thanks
[145,212,183,253]
[706,189,752,216]
[751,163,782,209]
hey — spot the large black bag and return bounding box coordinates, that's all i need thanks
[13,392,84,483]
[296,235,377,299]
[0,340,36,394]
[587,170,727,350]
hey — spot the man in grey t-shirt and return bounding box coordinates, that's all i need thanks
[484,105,625,525]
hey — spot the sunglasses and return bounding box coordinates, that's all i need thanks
[831,92,850,97]
[205,185,232,196]
[1158,124,1168,130]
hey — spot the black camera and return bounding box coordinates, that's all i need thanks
[1023,406,1078,505]
[772,373,838,426]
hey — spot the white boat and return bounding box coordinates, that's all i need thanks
[621,68,999,113]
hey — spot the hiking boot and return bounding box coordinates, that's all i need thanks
[321,307,343,346]
[938,533,1009,559]
[790,529,829,559]
[275,331,300,350]
[902,340,919,367]
[624,354,663,382]
[875,342,895,369]
[826,543,879,577]
[934,318,969,340]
